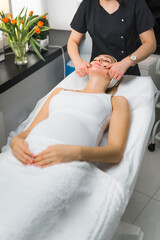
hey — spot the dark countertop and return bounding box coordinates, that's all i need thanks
[0,29,71,94]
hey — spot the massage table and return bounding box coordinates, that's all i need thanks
[1,72,157,240]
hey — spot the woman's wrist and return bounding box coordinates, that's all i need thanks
[71,145,82,161]
[122,56,134,68]
[10,136,19,148]
[73,58,83,68]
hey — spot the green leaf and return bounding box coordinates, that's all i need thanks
[40,26,50,31]
[31,38,47,51]
[18,7,25,19]
[26,13,48,28]
[0,11,5,19]
[0,27,13,36]
[23,8,28,26]
[8,37,12,47]
[26,27,36,40]
[30,38,46,62]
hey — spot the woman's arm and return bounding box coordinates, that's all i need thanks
[10,87,63,164]
[78,96,131,164]
[122,28,157,69]
[107,28,156,80]
[67,29,91,77]
[33,96,131,167]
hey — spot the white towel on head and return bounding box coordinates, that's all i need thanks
[108,78,118,88]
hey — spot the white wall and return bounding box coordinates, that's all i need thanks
[47,0,81,30]
[11,0,45,17]
[0,0,10,13]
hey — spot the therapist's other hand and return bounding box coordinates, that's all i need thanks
[106,59,131,80]
[33,144,79,168]
[75,60,91,77]
[10,137,35,165]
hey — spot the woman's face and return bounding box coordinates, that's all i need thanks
[90,55,115,78]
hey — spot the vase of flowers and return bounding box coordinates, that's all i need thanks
[0,8,50,65]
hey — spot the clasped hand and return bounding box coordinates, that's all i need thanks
[11,137,79,168]
[33,145,78,167]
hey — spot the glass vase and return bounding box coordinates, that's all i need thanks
[10,41,28,65]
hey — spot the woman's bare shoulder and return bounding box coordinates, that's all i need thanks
[52,87,64,93]
[50,87,64,97]
[111,96,129,109]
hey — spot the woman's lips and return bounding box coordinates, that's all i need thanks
[92,63,101,66]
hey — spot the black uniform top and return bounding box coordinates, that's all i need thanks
[70,0,155,75]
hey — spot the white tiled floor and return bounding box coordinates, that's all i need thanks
[121,143,160,240]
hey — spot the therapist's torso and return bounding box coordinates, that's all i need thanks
[70,0,155,76]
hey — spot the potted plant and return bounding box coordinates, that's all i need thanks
[29,15,49,52]
[0,8,50,65]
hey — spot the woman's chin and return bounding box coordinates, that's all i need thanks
[89,67,103,74]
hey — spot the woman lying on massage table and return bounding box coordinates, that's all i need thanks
[10,54,131,168]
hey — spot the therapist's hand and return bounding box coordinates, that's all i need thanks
[10,136,35,165]
[75,59,91,77]
[33,144,80,168]
[106,58,131,80]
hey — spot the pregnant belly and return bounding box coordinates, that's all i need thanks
[27,112,99,147]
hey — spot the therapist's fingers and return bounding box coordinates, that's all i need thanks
[76,69,85,77]
[112,73,119,80]
[76,68,87,77]
[85,63,91,74]
[113,72,123,81]
[117,73,123,80]
[106,64,113,69]
[75,70,83,77]
[108,69,115,79]
[75,61,91,77]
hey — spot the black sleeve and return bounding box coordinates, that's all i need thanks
[135,0,155,35]
[70,0,87,33]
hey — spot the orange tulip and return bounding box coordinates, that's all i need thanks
[42,16,46,19]
[21,20,24,24]
[2,17,9,23]
[12,19,17,25]
[8,14,13,19]
[37,21,44,28]
[29,11,33,16]
[35,27,40,34]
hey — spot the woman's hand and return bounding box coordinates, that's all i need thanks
[75,60,91,77]
[33,144,80,168]
[10,137,35,165]
[106,58,132,80]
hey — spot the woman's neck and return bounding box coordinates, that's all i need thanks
[82,75,109,93]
